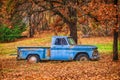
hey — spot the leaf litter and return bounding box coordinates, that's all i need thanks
[0,54,120,80]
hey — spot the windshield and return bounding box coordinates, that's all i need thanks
[68,37,76,45]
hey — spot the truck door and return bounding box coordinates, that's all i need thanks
[51,38,71,60]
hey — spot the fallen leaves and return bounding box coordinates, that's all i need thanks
[0,54,120,80]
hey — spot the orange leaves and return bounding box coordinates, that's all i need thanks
[49,16,63,34]
[97,4,116,21]
[0,0,12,26]
[49,16,69,35]
[77,0,119,33]
[78,16,86,24]
[87,1,117,22]
[78,11,82,17]
[1,54,120,80]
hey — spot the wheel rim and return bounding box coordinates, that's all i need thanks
[79,56,88,61]
[28,56,37,63]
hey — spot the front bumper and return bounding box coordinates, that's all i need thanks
[90,55,100,61]
[90,48,100,61]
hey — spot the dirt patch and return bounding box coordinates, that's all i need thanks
[0,54,120,80]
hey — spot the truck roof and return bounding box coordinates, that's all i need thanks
[53,36,70,38]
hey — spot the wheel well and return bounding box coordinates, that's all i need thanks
[26,54,40,60]
[74,52,89,60]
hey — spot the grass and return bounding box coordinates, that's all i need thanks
[79,37,120,53]
[96,43,113,52]
[95,41,120,53]
[0,36,51,55]
[0,35,119,55]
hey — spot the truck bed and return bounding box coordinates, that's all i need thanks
[17,46,51,60]
[18,46,50,49]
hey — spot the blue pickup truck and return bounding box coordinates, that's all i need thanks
[17,36,99,63]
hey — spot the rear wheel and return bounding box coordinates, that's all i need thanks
[75,54,89,61]
[27,55,40,63]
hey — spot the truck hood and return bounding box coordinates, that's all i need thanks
[73,45,97,49]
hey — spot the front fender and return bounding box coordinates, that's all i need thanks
[73,52,90,60]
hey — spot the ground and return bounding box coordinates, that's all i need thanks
[0,54,120,80]
[0,33,120,80]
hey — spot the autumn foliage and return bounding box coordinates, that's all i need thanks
[0,54,120,80]
[0,0,120,38]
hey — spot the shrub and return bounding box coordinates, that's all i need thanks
[0,23,26,42]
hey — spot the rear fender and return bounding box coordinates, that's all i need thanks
[26,54,40,60]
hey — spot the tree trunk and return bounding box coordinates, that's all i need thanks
[68,6,78,43]
[113,30,118,60]
[113,0,119,61]
[29,15,34,38]
[49,1,78,43]
[29,26,34,37]
[69,22,77,44]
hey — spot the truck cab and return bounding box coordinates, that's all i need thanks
[17,36,100,63]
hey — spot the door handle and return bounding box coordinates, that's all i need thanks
[69,46,74,48]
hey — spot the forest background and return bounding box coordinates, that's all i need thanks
[0,0,119,41]
[0,0,120,58]
[0,0,120,80]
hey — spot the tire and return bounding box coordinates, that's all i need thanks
[75,54,89,61]
[27,55,40,63]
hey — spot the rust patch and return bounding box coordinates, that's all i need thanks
[46,49,51,57]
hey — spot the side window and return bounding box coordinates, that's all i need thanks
[62,38,67,45]
[55,38,67,45]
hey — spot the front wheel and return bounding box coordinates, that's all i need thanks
[75,54,89,61]
[27,55,40,63]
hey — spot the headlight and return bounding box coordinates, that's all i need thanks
[92,49,99,56]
